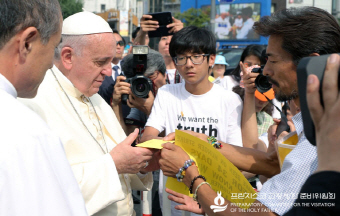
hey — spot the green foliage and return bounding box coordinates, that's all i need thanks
[59,0,83,19]
[174,7,211,28]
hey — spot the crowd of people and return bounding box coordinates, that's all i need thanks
[1,0,340,216]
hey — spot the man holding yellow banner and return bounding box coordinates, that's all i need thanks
[157,6,340,216]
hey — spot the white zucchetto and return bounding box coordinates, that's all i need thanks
[62,11,113,35]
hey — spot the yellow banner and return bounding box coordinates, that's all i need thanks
[166,130,257,209]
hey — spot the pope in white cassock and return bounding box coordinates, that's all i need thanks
[20,12,154,216]
[0,0,88,215]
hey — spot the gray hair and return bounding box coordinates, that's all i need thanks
[54,34,103,60]
[0,0,61,50]
[122,49,166,77]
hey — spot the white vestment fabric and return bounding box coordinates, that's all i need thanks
[0,73,88,216]
[20,66,153,216]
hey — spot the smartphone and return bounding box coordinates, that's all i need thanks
[296,54,340,146]
[147,12,173,38]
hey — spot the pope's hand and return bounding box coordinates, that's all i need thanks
[111,129,155,174]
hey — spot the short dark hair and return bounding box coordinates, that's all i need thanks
[232,85,245,101]
[230,44,266,82]
[169,26,216,59]
[253,7,340,64]
[0,0,61,50]
[132,27,141,39]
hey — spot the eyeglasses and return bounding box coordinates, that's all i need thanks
[147,71,159,81]
[173,54,210,66]
[116,40,125,47]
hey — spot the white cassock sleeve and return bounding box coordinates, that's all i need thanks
[0,104,88,216]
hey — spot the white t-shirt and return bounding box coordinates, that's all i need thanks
[166,69,183,84]
[146,82,243,146]
[146,82,243,216]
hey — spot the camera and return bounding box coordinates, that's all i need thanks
[121,46,153,105]
[252,66,272,93]
[297,54,340,146]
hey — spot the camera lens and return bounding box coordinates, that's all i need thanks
[136,83,146,92]
[255,74,272,93]
[132,77,151,98]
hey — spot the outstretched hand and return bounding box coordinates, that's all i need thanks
[165,188,205,215]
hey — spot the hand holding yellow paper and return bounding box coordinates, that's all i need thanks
[136,139,174,149]
[166,130,256,209]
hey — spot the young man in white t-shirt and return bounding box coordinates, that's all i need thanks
[142,26,243,216]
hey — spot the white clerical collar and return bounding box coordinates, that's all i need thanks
[0,73,17,98]
[50,65,83,99]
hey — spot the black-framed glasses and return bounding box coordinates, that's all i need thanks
[173,54,210,66]
[116,40,125,47]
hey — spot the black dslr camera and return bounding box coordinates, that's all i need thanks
[121,46,153,105]
[251,66,272,93]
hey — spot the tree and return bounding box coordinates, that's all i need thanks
[174,7,211,28]
[59,0,83,19]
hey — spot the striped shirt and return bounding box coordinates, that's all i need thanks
[257,112,318,215]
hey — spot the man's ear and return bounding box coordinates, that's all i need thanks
[209,54,216,67]
[18,27,39,62]
[60,47,74,70]
[309,53,320,57]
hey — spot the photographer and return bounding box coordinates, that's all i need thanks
[111,49,167,135]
